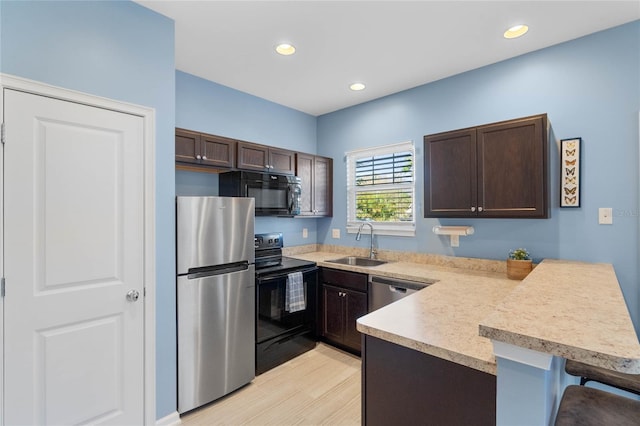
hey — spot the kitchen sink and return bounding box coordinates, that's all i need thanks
[326,256,388,267]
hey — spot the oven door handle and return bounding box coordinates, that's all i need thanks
[256,267,317,284]
[257,275,285,285]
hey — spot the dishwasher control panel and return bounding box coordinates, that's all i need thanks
[368,275,436,312]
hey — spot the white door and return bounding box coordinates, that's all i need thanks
[3,89,145,425]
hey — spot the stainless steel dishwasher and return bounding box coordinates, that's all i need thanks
[368,275,435,311]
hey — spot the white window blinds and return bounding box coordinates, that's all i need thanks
[346,141,415,236]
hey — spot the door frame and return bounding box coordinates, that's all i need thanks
[0,73,157,425]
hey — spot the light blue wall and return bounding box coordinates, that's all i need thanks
[1,0,177,419]
[175,71,319,246]
[3,0,639,419]
[318,21,640,331]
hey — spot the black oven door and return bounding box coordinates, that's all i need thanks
[256,267,318,374]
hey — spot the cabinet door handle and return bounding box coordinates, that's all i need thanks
[478,207,483,212]
[196,154,202,160]
[202,155,207,160]
[470,206,476,212]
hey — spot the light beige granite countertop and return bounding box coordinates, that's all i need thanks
[287,249,640,376]
[288,250,519,375]
[479,258,640,374]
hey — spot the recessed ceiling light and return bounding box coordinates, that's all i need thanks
[275,43,296,56]
[504,24,529,39]
[349,82,366,91]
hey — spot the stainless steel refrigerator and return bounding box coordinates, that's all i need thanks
[176,196,255,414]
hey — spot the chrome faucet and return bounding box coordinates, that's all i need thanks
[356,222,376,259]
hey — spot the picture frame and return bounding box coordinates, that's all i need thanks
[560,137,581,208]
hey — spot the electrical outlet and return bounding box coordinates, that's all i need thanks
[302,228,308,238]
[332,228,340,239]
[599,208,613,225]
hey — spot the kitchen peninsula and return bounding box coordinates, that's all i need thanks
[287,248,640,425]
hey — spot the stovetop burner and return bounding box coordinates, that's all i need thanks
[254,232,316,276]
[255,256,317,277]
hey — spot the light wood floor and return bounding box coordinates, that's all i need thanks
[180,343,361,426]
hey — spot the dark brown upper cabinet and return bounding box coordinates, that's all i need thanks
[175,128,236,170]
[237,141,295,175]
[296,153,333,217]
[424,114,549,218]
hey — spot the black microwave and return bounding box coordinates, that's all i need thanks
[219,171,302,216]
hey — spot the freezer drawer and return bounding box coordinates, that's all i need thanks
[177,265,255,413]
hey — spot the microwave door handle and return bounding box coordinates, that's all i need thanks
[287,186,294,213]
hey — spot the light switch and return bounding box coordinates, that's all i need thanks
[598,208,613,225]
[332,228,340,239]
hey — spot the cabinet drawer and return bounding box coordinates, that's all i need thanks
[320,268,367,292]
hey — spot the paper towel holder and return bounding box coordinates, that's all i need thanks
[432,226,474,247]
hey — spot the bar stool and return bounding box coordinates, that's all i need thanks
[555,360,640,426]
[565,359,640,396]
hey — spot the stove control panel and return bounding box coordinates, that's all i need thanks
[254,232,283,251]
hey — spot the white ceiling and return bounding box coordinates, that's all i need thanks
[137,1,639,116]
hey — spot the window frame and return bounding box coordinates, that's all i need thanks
[346,141,416,237]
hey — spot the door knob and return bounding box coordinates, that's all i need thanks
[126,289,140,302]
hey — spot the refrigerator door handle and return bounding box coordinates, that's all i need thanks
[187,261,249,279]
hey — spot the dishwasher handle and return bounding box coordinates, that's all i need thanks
[389,286,408,294]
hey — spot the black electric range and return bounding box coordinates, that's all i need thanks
[254,232,318,374]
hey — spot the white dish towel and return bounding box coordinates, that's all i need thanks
[285,271,305,313]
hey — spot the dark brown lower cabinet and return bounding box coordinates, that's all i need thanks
[362,335,496,426]
[322,285,345,344]
[320,267,368,354]
[322,284,367,353]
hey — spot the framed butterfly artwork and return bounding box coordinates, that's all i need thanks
[560,137,581,207]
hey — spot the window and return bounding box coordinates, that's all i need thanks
[346,141,415,236]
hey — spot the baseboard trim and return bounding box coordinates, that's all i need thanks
[156,411,181,426]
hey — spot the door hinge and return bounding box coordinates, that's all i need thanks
[1,122,5,145]
[1,277,5,297]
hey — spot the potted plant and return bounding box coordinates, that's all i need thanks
[507,248,533,280]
